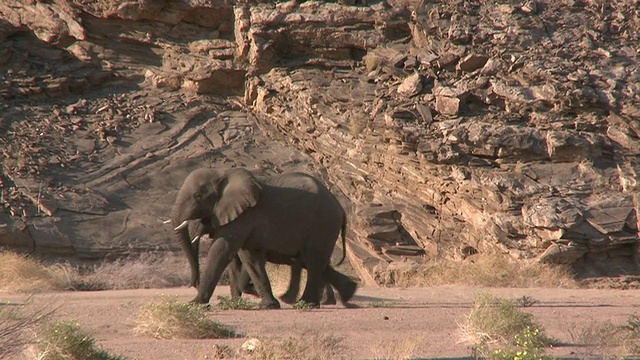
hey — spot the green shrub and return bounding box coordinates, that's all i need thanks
[34,321,125,360]
[215,296,259,310]
[492,327,553,360]
[460,293,555,359]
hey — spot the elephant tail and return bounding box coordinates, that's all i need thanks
[335,212,347,266]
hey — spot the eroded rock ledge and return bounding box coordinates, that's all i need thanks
[0,0,638,284]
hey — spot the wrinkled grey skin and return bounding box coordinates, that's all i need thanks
[189,221,338,305]
[171,168,357,308]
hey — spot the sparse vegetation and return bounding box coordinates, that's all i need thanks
[292,300,316,311]
[0,299,55,360]
[133,297,236,339]
[362,52,381,72]
[371,336,423,360]
[368,301,389,308]
[460,293,555,359]
[242,332,347,360]
[375,254,578,288]
[0,251,72,292]
[216,296,259,310]
[514,295,539,308]
[0,250,190,293]
[568,314,640,359]
[32,320,125,360]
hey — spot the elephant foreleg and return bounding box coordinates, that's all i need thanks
[194,237,240,304]
[237,249,280,309]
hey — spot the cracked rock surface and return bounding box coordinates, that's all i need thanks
[1,0,638,284]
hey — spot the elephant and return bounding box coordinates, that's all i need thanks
[188,220,338,305]
[171,167,357,308]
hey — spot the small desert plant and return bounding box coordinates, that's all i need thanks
[133,297,236,339]
[460,293,554,358]
[569,313,640,359]
[33,320,125,360]
[491,327,553,360]
[623,313,640,354]
[514,296,539,308]
[242,333,347,360]
[292,300,316,311]
[362,52,381,72]
[210,344,236,358]
[0,300,55,359]
[215,296,259,310]
[368,301,390,308]
[375,253,578,288]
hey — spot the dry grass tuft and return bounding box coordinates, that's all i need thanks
[0,250,190,293]
[362,52,381,72]
[0,252,71,292]
[371,336,423,360]
[134,297,236,339]
[83,253,190,290]
[375,253,578,288]
[243,332,347,360]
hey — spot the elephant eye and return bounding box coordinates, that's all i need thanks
[193,192,203,201]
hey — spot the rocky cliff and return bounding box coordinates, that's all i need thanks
[1,0,638,285]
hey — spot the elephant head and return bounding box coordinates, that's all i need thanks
[171,168,262,287]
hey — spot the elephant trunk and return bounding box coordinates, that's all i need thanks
[172,212,200,288]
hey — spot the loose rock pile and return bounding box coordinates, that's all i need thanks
[0,0,638,284]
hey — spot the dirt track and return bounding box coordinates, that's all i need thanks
[3,285,640,359]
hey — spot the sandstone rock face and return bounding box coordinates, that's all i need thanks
[0,0,638,284]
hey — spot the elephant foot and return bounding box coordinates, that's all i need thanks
[189,297,211,307]
[279,291,298,305]
[242,285,260,298]
[321,286,337,305]
[337,281,358,305]
[322,297,337,306]
[259,299,281,309]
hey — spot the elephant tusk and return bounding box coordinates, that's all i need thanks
[174,220,189,231]
[163,219,171,224]
[191,235,200,244]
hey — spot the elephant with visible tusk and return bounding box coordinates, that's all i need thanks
[171,167,357,308]
[189,221,340,305]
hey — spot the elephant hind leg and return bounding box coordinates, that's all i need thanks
[237,249,280,309]
[324,265,357,306]
[321,284,336,305]
[228,255,244,298]
[279,259,303,305]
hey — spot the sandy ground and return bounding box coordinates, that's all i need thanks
[3,285,640,359]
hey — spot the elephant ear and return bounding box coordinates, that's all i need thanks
[213,168,262,226]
